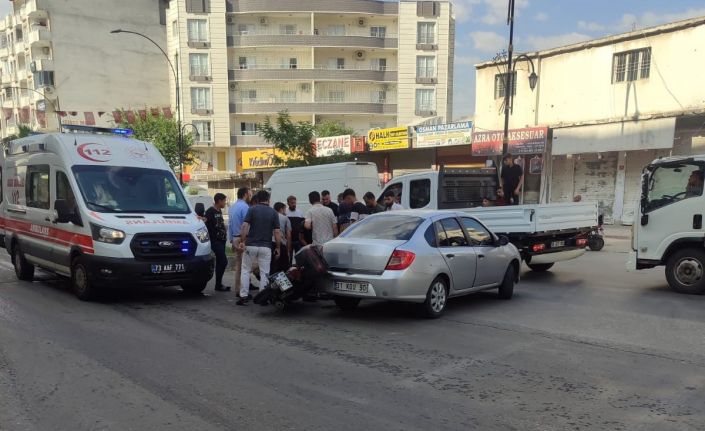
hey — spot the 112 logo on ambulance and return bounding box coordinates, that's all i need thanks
[77,143,112,162]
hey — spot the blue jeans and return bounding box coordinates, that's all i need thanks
[211,240,227,287]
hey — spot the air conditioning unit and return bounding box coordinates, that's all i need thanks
[259,17,268,26]
[299,83,311,92]
[354,50,365,61]
[357,18,367,27]
[42,47,50,55]
[227,16,234,24]
[229,82,238,91]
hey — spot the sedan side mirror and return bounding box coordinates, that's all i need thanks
[54,199,71,224]
[497,235,510,246]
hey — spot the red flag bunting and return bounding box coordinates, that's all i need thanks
[19,107,29,123]
[84,112,96,126]
[126,110,136,124]
[112,111,123,123]
[36,110,46,127]
[151,108,160,117]
[138,109,147,120]
[3,108,12,120]
[69,111,78,116]
[163,107,172,119]
[57,111,67,117]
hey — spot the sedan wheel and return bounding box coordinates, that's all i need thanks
[422,277,448,318]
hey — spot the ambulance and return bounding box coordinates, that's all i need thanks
[1,126,214,300]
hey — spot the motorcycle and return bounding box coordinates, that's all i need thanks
[587,215,605,251]
[253,245,328,310]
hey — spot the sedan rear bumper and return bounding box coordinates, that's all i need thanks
[324,269,432,303]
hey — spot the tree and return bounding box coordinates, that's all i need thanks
[259,111,356,168]
[115,110,196,171]
[2,125,33,144]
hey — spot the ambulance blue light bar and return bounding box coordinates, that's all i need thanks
[61,124,134,136]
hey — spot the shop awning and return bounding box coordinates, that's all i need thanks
[552,117,676,155]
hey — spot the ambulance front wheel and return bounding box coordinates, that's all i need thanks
[72,256,99,301]
[12,243,35,281]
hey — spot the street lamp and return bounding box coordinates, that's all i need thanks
[110,28,184,184]
[5,85,61,130]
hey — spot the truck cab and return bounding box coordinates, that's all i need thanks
[1,126,214,300]
[630,156,705,294]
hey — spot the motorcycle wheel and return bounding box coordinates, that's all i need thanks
[588,236,605,251]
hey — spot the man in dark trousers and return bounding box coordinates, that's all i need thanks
[204,193,229,291]
[500,153,524,205]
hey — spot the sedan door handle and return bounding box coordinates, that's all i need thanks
[478,254,485,259]
[445,254,455,258]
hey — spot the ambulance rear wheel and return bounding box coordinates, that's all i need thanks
[12,244,35,281]
[72,257,98,301]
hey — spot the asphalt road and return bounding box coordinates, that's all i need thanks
[1,237,704,431]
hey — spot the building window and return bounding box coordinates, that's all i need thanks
[371,58,387,71]
[190,87,211,110]
[238,56,256,69]
[186,0,210,13]
[416,56,435,78]
[370,122,387,130]
[26,165,50,210]
[280,24,297,35]
[288,58,297,69]
[328,58,345,70]
[240,122,258,135]
[328,91,345,103]
[612,48,651,83]
[238,23,255,35]
[415,89,435,112]
[189,53,210,77]
[417,22,435,44]
[187,19,209,42]
[240,89,257,102]
[172,20,178,37]
[494,72,516,99]
[370,26,386,38]
[280,90,297,103]
[371,89,386,104]
[327,25,345,36]
[33,71,54,88]
[193,120,212,142]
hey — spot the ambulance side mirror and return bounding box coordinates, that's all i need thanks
[194,202,205,217]
[54,199,72,224]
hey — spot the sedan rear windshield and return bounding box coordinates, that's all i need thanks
[341,215,423,240]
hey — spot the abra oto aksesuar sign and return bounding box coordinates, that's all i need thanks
[471,127,548,156]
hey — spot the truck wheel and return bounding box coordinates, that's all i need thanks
[334,297,361,312]
[588,236,605,251]
[72,257,98,301]
[527,263,554,272]
[498,265,515,300]
[181,282,207,295]
[665,248,705,295]
[421,277,448,318]
[12,244,35,281]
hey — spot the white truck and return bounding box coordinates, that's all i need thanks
[381,167,598,271]
[629,155,705,294]
[265,162,381,212]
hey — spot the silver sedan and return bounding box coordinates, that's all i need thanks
[322,210,521,318]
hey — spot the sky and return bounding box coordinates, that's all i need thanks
[451,0,705,119]
[2,1,704,120]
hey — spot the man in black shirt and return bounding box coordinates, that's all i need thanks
[363,191,385,214]
[205,193,229,291]
[342,188,368,230]
[500,153,524,206]
[321,190,339,217]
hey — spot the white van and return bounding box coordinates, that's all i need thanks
[265,162,381,211]
[1,127,214,300]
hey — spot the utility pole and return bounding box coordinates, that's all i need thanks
[502,0,516,156]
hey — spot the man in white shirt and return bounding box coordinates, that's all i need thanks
[383,190,404,211]
[304,191,338,245]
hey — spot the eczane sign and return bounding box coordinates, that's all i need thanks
[315,135,352,157]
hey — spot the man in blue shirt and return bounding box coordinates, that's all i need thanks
[229,187,251,293]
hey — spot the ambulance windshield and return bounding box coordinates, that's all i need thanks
[72,165,190,214]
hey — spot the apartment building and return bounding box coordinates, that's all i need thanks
[166,0,454,175]
[474,16,705,223]
[0,0,170,138]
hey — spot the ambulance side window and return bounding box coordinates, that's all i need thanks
[26,165,50,210]
[56,171,82,226]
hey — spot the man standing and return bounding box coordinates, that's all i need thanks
[383,190,404,211]
[205,193,229,292]
[237,190,281,306]
[321,190,339,218]
[500,153,524,206]
[363,191,385,214]
[273,202,293,271]
[229,187,251,293]
[285,196,304,218]
[304,191,339,245]
[342,189,368,228]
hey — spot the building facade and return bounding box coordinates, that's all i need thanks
[474,16,705,223]
[0,0,170,137]
[166,0,454,177]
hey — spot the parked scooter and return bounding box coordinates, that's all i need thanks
[587,215,605,251]
[253,245,328,310]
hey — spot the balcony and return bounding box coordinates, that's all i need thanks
[227,0,398,14]
[28,27,51,48]
[228,32,397,49]
[229,66,397,82]
[230,101,396,115]
[23,0,49,22]
[31,58,53,72]
[230,134,267,147]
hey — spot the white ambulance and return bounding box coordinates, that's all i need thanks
[1,126,214,300]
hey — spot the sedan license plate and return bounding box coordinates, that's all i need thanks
[334,281,369,294]
[151,263,186,274]
[551,240,565,248]
[273,272,293,291]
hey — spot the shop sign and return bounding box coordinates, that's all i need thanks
[240,149,286,170]
[351,136,366,153]
[416,121,473,148]
[367,127,409,151]
[472,127,548,156]
[315,135,352,157]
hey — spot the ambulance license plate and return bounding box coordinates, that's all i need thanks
[151,263,186,274]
